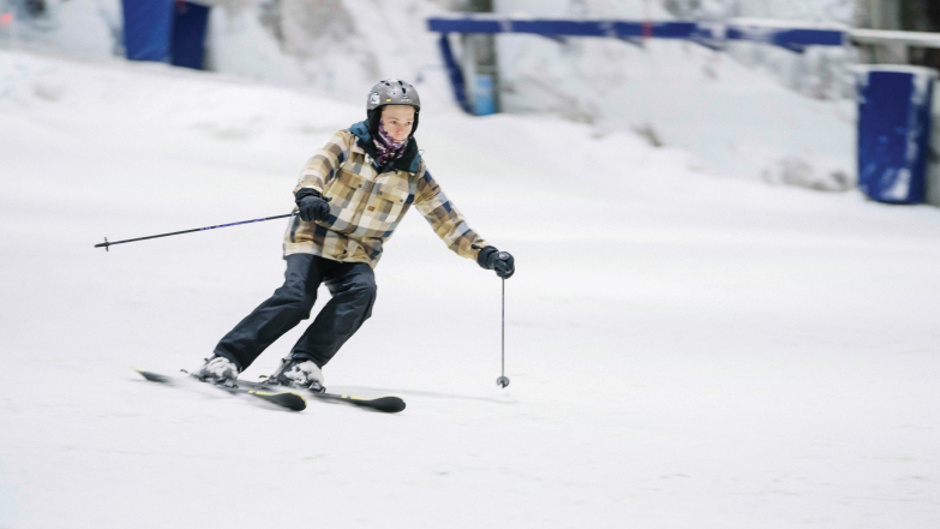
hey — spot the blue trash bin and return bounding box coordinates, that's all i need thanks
[856,66,937,204]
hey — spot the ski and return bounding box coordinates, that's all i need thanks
[133,367,307,412]
[238,379,406,414]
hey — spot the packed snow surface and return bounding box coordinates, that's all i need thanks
[2,48,940,529]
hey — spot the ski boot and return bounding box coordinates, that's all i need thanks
[191,356,240,387]
[268,357,326,393]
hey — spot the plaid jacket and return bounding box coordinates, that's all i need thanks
[283,123,488,267]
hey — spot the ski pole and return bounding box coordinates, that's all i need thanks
[94,212,297,251]
[496,275,511,388]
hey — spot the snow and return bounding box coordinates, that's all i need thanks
[493,20,856,186]
[2,6,940,529]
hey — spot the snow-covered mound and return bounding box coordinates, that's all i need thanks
[497,35,855,189]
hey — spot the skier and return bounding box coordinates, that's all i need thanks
[192,79,515,392]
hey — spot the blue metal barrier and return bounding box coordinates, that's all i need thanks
[437,34,471,113]
[122,0,174,62]
[170,2,210,69]
[121,0,210,69]
[427,16,845,51]
[856,67,936,204]
[725,25,844,52]
[428,16,845,114]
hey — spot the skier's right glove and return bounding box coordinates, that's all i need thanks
[295,188,331,222]
[477,246,515,279]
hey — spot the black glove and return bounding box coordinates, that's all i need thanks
[477,246,515,279]
[295,188,331,222]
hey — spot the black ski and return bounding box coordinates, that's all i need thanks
[133,367,307,412]
[238,379,406,414]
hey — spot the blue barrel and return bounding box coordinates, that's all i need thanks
[856,66,937,204]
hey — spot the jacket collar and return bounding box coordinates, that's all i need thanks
[350,121,421,173]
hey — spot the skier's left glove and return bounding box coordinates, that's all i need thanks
[478,246,515,279]
[295,188,331,222]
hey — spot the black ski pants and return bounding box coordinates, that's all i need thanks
[214,253,377,370]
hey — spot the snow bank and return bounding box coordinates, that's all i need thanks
[496,34,855,189]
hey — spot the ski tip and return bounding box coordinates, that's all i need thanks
[279,393,307,412]
[132,366,172,384]
[371,396,406,413]
[310,392,406,413]
[248,390,307,412]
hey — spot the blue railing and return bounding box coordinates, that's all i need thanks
[427,16,845,50]
[427,15,846,112]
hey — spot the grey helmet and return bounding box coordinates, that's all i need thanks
[366,79,421,136]
[367,79,421,111]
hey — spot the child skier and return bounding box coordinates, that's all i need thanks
[192,79,515,391]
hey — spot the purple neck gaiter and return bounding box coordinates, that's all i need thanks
[373,120,408,166]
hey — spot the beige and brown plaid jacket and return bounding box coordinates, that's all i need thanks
[283,125,488,268]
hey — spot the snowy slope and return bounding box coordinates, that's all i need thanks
[3,0,856,186]
[2,47,940,529]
